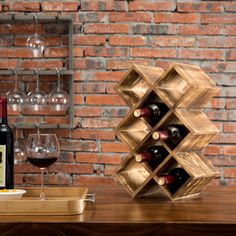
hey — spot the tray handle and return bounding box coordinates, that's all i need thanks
[85,193,96,203]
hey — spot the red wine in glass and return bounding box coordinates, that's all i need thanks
[27,157,57,168]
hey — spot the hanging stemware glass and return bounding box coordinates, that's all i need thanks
[26,15,45,58]
[48,69,70,113]
[27,69,46,112]
[13,123,26,164]
[6,69,25,112]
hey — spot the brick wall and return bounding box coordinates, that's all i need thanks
[0,0,235,187]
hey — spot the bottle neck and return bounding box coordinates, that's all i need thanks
[134,107,151,118]
[152,130,169,141]
[0,100,7,124]
[135,152,152,162]
[158,175,175,186]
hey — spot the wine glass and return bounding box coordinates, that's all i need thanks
[26,15,45,58]
[7,69,25,112]
[47,69,70,112]
[25,133,60,200]
[27,70,46,111]
[13,126,26,164]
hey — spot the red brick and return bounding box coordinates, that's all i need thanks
[14,174,24,185]
[74,107,102,117]
[81,118,122,129]
[58,152,74,163]
[178,25,222,35]
[74,58,106,70]
[26,174,70,185]
[226,100,236,110]
[224,123,236,133]
[204,145,222,156]
[225,26,236,35]
[42,2,79,12]
[155,13,199,23]
[50,163,93,174]
[224,168,236,178]
[75,152,121,165]
[44,48,68,58]
[85,47,128,57]
[131,48,176,58]
[129,1,176,11]
[84,24,129,34]
[79,71,125,82]
[109,36,146,46]
[0,59,17,69]
[71,129,115,140]
[179,49,224,60]
[201,14,236,24]
[74,35,106,45]
[132,24,176,35]
[0,23,37,34]
[210,156,236,166]
[74,176,116,186]
[150,36,195,47]
[110,12,152,23]
[0,48,32,58]
[19,60,63,69]
[60,139,97,152]
[107,59,153,70]
[86,95,125,106]
[9,2,40,12]
[44,117,69,124]
[224,2,236,12]
[224,145,236,156]
[213,134,236,144]
[177,2,222,12]
[104,165,117,176]
[101,142,129,153]
[74,82,107,93]
[201,62,236,73]
[198,37,236,48]
[154,61,172,70]
[206,99,225,109]
[226,51,236,60]
[81,0,125,11]
[74,95,84,105]
[76,12,107,23]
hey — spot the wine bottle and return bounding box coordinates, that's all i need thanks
[135,146,168,169]
[152,124,188,147]
[158,168,189,194]
[133,102,168,125]
[0,97,14,189]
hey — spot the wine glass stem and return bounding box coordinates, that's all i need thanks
[40,168,46,200]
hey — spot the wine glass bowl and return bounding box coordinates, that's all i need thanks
[26,15,45,58]
[48,69,70,112]
[27,70,46,112]
[26,35,45,58]
[26,133,60,200]
[7,90,25,112]
[7,70,26,112]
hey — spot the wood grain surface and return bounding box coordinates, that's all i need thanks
[0,185,236,236]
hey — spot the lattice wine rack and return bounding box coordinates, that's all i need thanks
[115,63,220,201]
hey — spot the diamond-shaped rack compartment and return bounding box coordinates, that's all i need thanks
[154,63,219,109]
[115,62,220,201]
[115,64,164,107]
[115,90,171,150]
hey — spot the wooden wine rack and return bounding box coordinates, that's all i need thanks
[115,63,220,201]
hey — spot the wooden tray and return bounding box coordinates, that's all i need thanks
[0,187,95,215]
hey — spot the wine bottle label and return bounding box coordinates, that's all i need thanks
[0,145,6,187]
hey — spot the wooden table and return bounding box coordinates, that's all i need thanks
[0,185,236,236]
